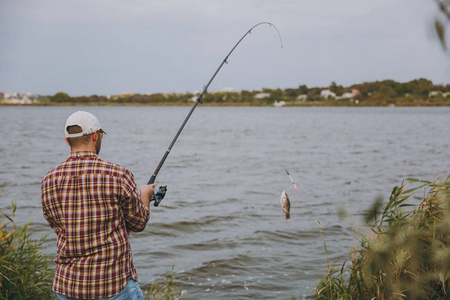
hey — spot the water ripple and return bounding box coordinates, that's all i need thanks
[1,106,449,299]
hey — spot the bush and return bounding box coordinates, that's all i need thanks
[49,92,71,103]
[0,201,54,299]
[314,175,450,299]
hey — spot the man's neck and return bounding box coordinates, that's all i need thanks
[70,145,96,153]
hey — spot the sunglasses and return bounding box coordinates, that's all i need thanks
[97,129,106,138]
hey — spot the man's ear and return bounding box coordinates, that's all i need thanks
[65,138,70,146]
[92,131,99,142]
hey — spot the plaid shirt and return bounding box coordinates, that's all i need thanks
[41,151,150,299]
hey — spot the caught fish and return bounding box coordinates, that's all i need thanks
[280,190,290,220]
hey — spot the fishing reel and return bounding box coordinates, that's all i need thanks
[150,185,167,207]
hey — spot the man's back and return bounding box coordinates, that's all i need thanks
[41,151,149,299]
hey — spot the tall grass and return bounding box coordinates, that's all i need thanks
[144,265,185,300]
[0,201,54,299]
[314,175,450,299]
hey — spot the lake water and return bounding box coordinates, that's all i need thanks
[0,106,449,299]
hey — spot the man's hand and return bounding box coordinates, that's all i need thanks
[140,184,155,209]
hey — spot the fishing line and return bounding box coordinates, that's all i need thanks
[285,168,299,191]
[148,22,283,206]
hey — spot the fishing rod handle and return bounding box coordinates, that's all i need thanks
[148,175,156,185]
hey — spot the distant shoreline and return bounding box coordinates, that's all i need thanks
[2,78,450,107]
[1,102,449,107]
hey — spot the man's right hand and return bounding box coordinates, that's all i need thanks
[139,184,155,209]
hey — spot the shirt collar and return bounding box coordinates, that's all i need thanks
[69,151,98,159]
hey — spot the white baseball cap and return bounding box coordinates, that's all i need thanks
[65,111,107,138]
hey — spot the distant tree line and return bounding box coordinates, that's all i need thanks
[38,78,450,106]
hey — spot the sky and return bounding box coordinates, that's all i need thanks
[1,0,449,97]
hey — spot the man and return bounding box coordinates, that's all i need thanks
[41,111,154,300]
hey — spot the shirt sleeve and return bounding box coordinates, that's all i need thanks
[41,175,61,232]
[120,169,150,232]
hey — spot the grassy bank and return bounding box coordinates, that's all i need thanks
[313,175,450,299]
[0,201,54,299]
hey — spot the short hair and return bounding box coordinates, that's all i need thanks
[66,125,92,147]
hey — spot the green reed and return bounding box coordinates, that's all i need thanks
[0,200,54,300]
[313,175,450,299]
[144,265,185,300]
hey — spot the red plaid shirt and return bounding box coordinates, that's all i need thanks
[41,151,150,299]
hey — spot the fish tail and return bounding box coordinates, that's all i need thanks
[285,212,290,220]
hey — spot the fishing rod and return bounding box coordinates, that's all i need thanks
[149,22,283,206]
